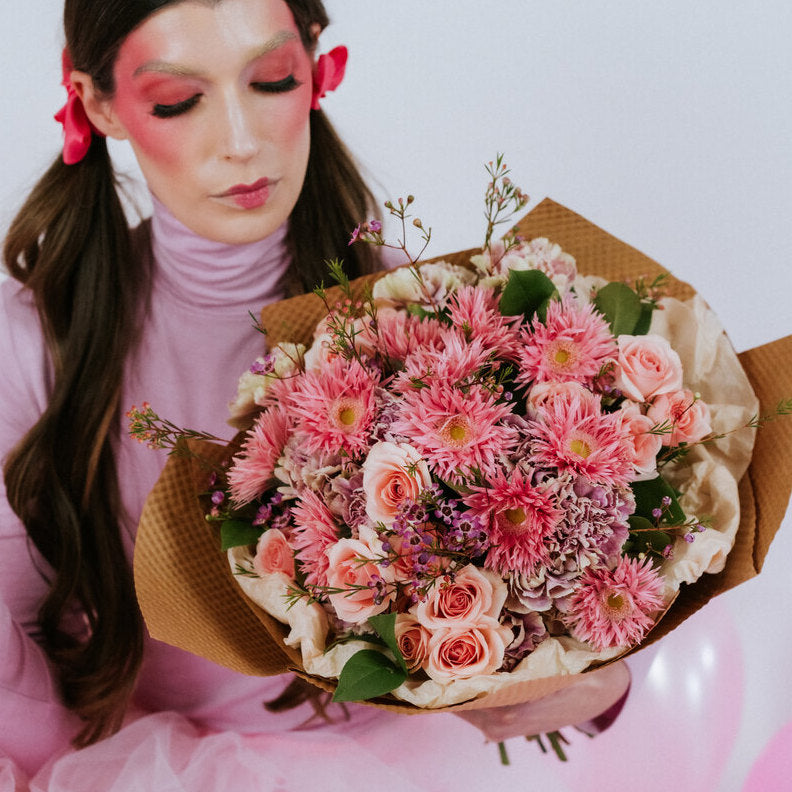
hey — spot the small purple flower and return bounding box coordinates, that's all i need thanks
[211,490,225,506]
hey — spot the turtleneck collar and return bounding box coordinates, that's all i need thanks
[149,194,291,314]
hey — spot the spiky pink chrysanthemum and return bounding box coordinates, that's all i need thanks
[290,490,340,588]
[447,285,522,360]
[392,381,518,482]
[564,556,666,651]
[358,308,446,364]
[529,396,634,488]
[517,296,616,387]
[395,329,494,394]
[463,467,562,576]
[227,408,291,506]
[288,356,380,459]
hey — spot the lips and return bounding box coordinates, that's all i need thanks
[217,178,270,209]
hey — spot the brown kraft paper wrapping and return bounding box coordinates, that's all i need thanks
[133,198,792,712]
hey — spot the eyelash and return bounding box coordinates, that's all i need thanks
[251,75,300,94]
[151,75,300,118]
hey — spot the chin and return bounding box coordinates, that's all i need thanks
[191,207,289,246]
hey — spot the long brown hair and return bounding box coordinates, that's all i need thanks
[2,0,378,746]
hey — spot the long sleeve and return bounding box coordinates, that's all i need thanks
[0,281,81,778]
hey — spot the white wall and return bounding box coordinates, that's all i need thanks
[1,1,790,352]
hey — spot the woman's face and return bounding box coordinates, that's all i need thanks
[104,0,314,245]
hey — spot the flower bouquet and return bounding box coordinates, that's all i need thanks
[132,161,792,719]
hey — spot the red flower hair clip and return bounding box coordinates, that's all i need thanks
[311,45,348,110]
[54,49,105,165]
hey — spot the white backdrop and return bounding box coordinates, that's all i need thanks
[1,3,791,790]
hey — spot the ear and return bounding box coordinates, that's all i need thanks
[69,70,129,141]
[307,23,322,55]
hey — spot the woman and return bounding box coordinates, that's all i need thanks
[1,1,634,786]
[0,0,394,779]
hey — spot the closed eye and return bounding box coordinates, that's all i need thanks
[151,94,202,118]
[251,75,300,94]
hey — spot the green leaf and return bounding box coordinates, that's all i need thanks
[626,515,657,533]
[332,649,407,702]
[624,519,673,558]
[220,520,262,551]
[368,613,407,673]
[499,269,557,320]
[633,302,655,335]
[406,303,434,320]
[593,282,642,336]
[630,476,686,525]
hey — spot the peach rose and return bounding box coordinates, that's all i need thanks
[394,614,431,671]
[362,441,432,526]
[618,403,663,480]
[415,565,506,630]
[647,388,712,446]
[425,618,513,681]
[527,380,600,417]
[614,334,683,402]
[252,528,295,578]
[325,538,393,624]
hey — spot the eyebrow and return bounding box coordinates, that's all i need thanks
[133,30,298,77]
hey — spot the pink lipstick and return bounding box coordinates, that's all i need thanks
[220,178,270,209]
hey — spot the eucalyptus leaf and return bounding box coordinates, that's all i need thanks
[368,613,407,673]
[332,649,407,702]
[593,281,642,336]
[499,269,557,320]
[220,520,262,551]
[630,476,686,525]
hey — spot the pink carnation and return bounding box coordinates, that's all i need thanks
[565,556,666,651]
[227,408,291,506]
[517,297,616,387]
[463,468,562,576]
[289,356,380,459]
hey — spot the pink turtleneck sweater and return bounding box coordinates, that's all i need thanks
[0,198,381,777]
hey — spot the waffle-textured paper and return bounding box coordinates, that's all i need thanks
[133,199,792,712]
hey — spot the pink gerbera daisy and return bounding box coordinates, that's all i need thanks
[290,490,340,588]
[517,296,616,387]
[463,467,562,576]
[227,408,291,506]
[392,380,518,482]
[529,396,634,488]
[564,556,666,651]
[447,285,522,360]
[289,356,380,459]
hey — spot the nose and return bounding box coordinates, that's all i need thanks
[218,93,259,162]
